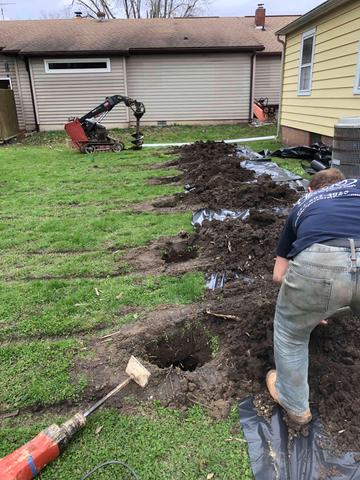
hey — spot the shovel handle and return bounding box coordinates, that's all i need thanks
[84,377,131,417]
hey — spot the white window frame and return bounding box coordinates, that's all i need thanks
[0,77,12,89]
[354,41,360,94]
[297,28,316,96]
[44,58,111,74]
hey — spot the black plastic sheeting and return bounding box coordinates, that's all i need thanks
[240,143,332,176]
[239,397,360,480]
[192,208,250,226]
[206,272,255,290]
[269,143,332,164]
[240,159,301,181]
[192,207,290,227]
[237,146,265,161]
[239,159,308,192]
[206,272,227,289]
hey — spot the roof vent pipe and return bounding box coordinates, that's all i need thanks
[96,11,106,21]
[255,3,265,30]
[74,11,83,18]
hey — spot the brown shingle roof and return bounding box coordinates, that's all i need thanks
[0,16,298,56]
[244,15,300,54]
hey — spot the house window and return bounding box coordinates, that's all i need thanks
[354,41,360,94]
[298,29,316,96]
[0,78,12,89]
[44,58,111,73]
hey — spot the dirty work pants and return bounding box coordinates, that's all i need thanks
[274,242,360,416]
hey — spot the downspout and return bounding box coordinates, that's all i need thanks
[13,59,26,130]
[249,52,256,123]
[24,57,39,132]
[122,57,130,127]
[276,35,286,141]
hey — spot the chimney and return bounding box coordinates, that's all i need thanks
[255,3,266,29]
[74,11,83,18]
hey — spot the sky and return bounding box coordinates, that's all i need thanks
[1,0,325,20]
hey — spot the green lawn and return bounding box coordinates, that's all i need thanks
[0,273,204,340]
[0,123,307,478]
[17,122,276,147]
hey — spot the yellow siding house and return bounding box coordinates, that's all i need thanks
[277,0,360,145]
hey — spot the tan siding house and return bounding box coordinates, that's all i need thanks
[127,53,252,124]
[255,55,282,104]
[30,57,127,130]
[0,12,296,131]
[277,0,360,145]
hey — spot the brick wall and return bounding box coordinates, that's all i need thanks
[281,125,333,146]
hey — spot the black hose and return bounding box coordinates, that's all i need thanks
[80,460,140,479]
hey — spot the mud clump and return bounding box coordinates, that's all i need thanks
[162,238,198,263]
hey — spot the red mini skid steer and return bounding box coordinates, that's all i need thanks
[64,95,145,153]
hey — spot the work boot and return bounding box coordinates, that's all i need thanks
[266,369,312,425]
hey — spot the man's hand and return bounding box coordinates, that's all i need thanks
[273,256,289,284]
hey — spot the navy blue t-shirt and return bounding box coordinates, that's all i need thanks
[277,179,360,258]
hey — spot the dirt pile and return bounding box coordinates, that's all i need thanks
[309,311,360,452]
[196,210,284,276]
[169,141,298,210]
[156,142,360,451]
[161,210,285,279]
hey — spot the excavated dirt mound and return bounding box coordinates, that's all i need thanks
[161,210,285,278]
[179,175,298,211]
[161,237,198,263]
[309,311,360,452]
[196,210,284,276]
[167,141,298,210]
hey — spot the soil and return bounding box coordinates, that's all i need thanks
[190,209,284,277]
[70,141,360,456]
[169,141,298,210]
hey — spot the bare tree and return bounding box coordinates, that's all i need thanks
[70,0,208,19]
[122,0,142,18]
[71,0,117,18]
[147,0,206,18]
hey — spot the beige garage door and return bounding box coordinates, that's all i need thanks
[127,53,252,123]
